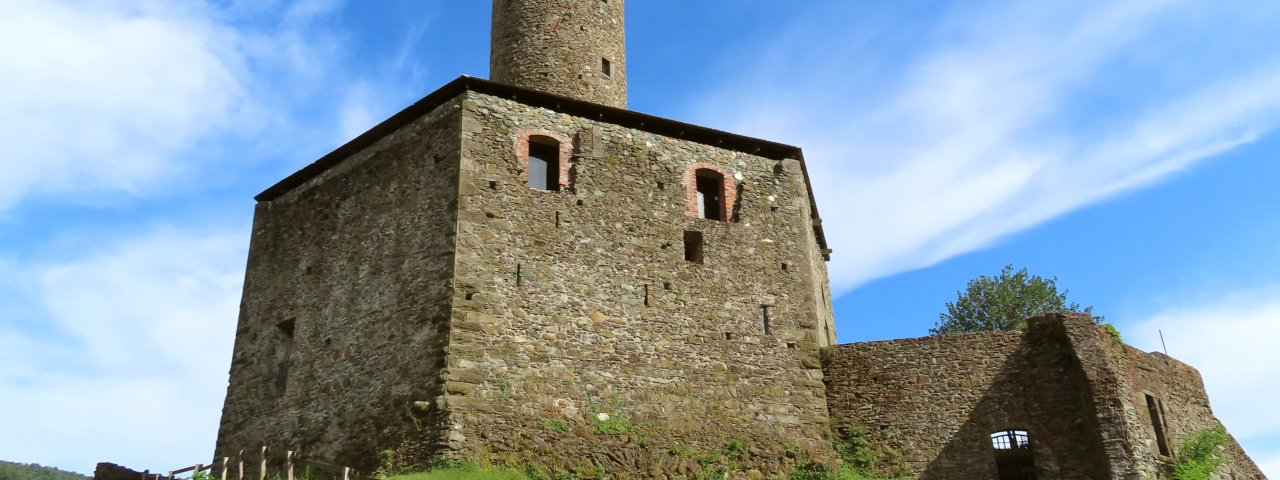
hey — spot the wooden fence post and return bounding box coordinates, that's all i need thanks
[259,446,267,480]
[220,457,229,480]
[342,467,350,480]
[285,451,293,480]
[238,451,244,480]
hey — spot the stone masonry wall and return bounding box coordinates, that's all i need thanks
[435,90,836,477]
[214,98,464,471]
[1103,333,1266,479]
[490,0,627,109]
[823,316,1111,479]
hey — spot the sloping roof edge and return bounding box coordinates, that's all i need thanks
[254,76,829,255]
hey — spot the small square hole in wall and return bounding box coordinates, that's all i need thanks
[724,332,734,341]
[770,205,780,212]
[576,199,585,207]
[781,262,790,272]
[663,282,672,290]
[683,231,704,264]
[488,181,498,190]
[787,342,798,349]
[657,181,665,190]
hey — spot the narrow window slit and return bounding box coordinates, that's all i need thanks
[643,285,650,307]
[761,306,772,336]
[601,58,612,77]
[683,231,704,264]
[1147,394,1171,456]
[516,264,523,287]
[555,211,561,228]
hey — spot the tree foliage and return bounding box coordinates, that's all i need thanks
[931,264,1099,335]
[0,461,89,480]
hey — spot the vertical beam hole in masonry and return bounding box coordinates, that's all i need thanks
[275,318,296,394]
[1146,394,1171,456]
[684,231,704,264]
[761,306,772,336]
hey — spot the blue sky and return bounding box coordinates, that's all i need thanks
[1,0,1278,476]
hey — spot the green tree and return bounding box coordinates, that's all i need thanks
[931,264,1099,335]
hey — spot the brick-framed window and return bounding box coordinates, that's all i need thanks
[515,129,572,191]
[683,163,737,222]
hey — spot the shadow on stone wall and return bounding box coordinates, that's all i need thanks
[919,318,1111,479]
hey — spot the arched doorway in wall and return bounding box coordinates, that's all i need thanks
[991,429,1036,480]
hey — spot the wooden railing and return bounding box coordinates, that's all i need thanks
[138,447,358,480]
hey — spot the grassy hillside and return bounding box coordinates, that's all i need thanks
[0,461,90,480]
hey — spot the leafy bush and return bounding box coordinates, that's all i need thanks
[834,426,877,472]
[1103,323,1123,343]
[1171,426,1228,480]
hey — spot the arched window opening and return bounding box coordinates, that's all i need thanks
[991,429,1036,480]
[527,137,560,191]
[695,169,724,220]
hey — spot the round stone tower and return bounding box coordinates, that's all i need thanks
[490,0,627,109]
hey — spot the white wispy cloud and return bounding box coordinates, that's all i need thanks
[0,227,247,473]
[0,1,243,209]
[686,0,1280,294]
[0,0,361,213]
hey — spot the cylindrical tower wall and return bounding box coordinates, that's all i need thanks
[490,0,626,109]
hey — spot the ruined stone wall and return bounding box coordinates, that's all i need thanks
[1103,335,1266,479]
[823,316,1111,479]
[436,90,835,477]
[214,98,464,471]
[490,0,627,108]
[93,463,144,480]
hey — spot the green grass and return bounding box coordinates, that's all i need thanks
[386,466,530,480]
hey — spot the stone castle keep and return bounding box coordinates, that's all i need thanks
[211,1,1265,478]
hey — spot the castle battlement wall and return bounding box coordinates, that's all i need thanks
[823,313,1265,479]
